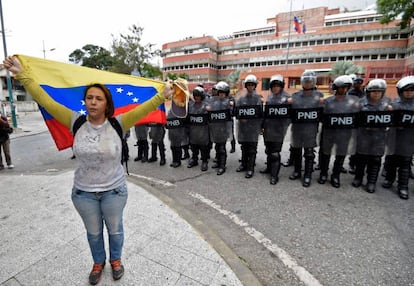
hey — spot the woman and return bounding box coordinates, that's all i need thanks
[3,56,173,285]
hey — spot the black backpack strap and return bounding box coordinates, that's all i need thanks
[72,115,87,136]
[108,117,129,175]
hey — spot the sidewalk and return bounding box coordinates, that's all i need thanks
[1,112,253,286]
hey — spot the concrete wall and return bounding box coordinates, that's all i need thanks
[1,101,39,116]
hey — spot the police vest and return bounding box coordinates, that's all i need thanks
[393,110,414,128]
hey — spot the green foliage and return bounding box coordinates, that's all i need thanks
[68,44,114,70]
[329,61,364,76]
[226,69,242,89]
[377,0,414,29]
[68,24,162,77]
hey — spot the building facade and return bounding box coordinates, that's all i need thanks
[161,6,414,97]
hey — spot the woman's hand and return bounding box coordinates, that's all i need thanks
[3,56,23,75]
[163,80,173,100]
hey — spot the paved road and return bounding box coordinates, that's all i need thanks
[5,111,414,286]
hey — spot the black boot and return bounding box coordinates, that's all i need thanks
[289,147,302,180]
[141,140,149,163]
[170,147,181,168]
[366,156,381,193]
[148,143,158,162]
[245,151,256,179]
[352,154,365,188]
[134,141,143,162]
[317,153,330,184]
[397,156,410,200]
[230,139,236,153]
[330,156,344,188]
[159,142,166,166]
[201,161,208,171]
[217,143,227,175]
[269,153,281,185]
[302,148,315,187]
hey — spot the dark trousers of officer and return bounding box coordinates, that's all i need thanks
[353,153,382,189]
[214,142,227,169]
[190,144,210,163]
[264,141,282,182]
[291,147,315,179]
[239,142,258,173]
[384,154,411,192]
[319,154,345,179]
[149,141,166,165]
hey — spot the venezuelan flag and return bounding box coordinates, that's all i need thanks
[16,55,166,150]
[293,16,301,33]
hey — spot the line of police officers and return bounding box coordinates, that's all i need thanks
[159,73,414,200]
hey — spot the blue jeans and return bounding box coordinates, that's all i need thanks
[71,184,128,263]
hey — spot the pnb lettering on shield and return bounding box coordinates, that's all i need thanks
[331,116,353,125]
[211,113,226,120]
[239,108,256,116]
[167,120,180,127]
[367,114,391,124]
[190,116,203,123]
[402,114,414,124]
[298,111,317,119]
[268,107,288,116]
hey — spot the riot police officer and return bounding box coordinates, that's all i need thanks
[289,71,324,187]
[381,76,414,199]
[166,109,187,168]
[352,79,392,193]
[261,74,291,185]
[147,123,166,166]
[206,81,233,175]
[187,86,210,171]
[235,74,264,178]
[134,124,149,163]
[318,75,359,188]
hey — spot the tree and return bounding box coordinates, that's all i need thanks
[68,44,114,70]
[329,60,364,76]
[226,69,242,89]
[377,0,414,29]
[110,24,161,77]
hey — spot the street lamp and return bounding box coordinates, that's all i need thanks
[42,40,56,59]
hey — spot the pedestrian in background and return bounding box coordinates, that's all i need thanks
[3,56,173,285]
[0,114,14,170]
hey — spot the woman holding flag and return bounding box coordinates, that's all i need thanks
[3,55,174,285]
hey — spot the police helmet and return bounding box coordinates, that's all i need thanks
[332,75,353,90]
[192,86,205,100]
[269,74,285,89]
[215,81,230,95]
[396,76,414,97]
[300,71,317,89]
[244,74,258,88]
[366,79,387,98]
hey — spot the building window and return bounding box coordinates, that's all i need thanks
[371,55,378,60]
[382,34,389,40]
[356,36,363,42]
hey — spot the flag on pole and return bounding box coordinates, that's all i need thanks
[16,55,167,150]
[293,16,301,33]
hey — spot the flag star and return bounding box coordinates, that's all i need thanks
[116,87,124,93]
[127,91,134,96]
[132,97,139,103]
[79,109,87,115]
[81,100,85,106]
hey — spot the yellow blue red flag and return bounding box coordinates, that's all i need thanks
[16,55,166,150]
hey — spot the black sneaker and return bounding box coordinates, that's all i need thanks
[89,262,105,285]
[110,259,124,281]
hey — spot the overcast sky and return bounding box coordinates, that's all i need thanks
[1,0,376,63]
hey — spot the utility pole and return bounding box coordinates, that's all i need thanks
[285,0,293,71]
[0,0,17,127]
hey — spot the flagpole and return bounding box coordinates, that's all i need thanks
[285,0,293,70]
[0,0,17,127]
